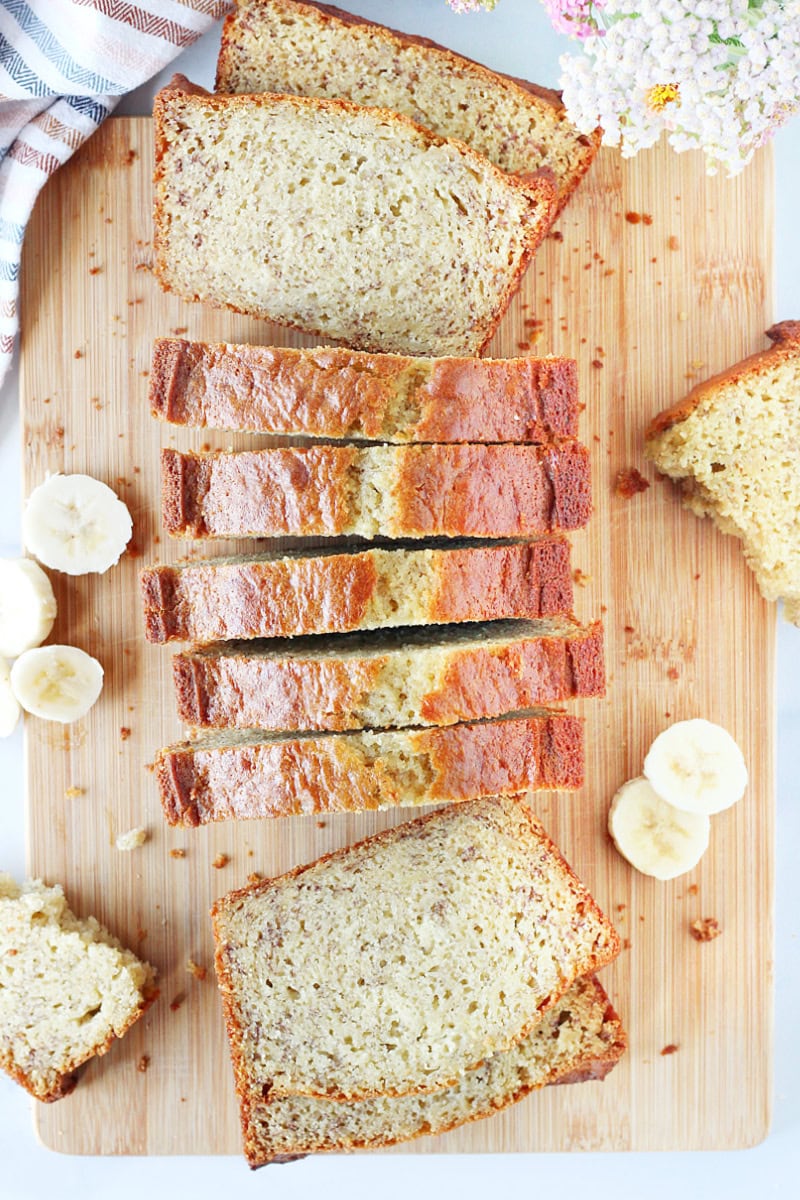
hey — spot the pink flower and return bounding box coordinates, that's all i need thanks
[542,0,606,39]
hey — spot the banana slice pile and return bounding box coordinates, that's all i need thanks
[0,473,130,733]
[609,719,748,881]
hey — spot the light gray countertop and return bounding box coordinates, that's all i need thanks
[1,3,798,1196]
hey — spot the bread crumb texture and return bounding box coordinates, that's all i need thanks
[153,79,556,356]
[210,796,620,1106]
[0,875,156,1101]
[116,827,147,852]
[646,322,800,621]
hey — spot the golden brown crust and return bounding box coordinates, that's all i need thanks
[211,798,621,1114]
[152,76,557,356]
[160,443,591,540]
[646,322,800,440]
[157,715,584,826]
[216,0,600,216]
[140,540,574,645]
[148,338,580,443]
[172,621,605,731]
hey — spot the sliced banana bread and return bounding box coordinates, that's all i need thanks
[153,77,557,357]
[210,796,620,1103]
[216,0,599,216]
[0,875,156,1102]
[238,974,626,1165]
[161,442,592,541]
[646,322,800,623]
[149,339,580,443]
[173,620,605,732]
[157,713,584,826]
[140,539,574,645]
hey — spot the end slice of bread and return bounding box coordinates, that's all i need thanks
[216,0,600,216]
[645,322,800,622]
[153,76,557,357]
[239,974,626,1165]
[210,795,620,1105]
[156,714,584,826]
[0,875,156,1102]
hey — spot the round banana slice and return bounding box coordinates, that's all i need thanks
[643,718,748,815]
[23,473,132,575]
[0,657,21,737]
[608,776,710,881]
[11,645,103,724]
[0,557,57,657]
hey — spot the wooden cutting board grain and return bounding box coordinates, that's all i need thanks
[19,117,774,1154]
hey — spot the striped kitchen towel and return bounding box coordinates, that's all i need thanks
[0,0,231,389]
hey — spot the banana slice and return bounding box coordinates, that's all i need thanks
[0,657,21,737]
[23,473,132,575]
[608,776,710,881]
[643,718,748,815]
[11,645,103,724]
[0,557,57,657]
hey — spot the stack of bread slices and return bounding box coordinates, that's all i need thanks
[142,338,604,827]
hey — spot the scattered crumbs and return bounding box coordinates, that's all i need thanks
[153,535,161,545]
[199,444,211,454]
[603,268,615,276]
[691,917,722,942]
[642,213,653,225]
[247,872,263,885]
[593,434,602,443]
[64,786,85,799]
[133,466,141,474]
[667,666,680,681]
[687,883,699,896]
[212,853,230,869]
[572,568,591,587]
[317,820,327,829]
[549,229,564,241]
[583,262,592,271]
[73,349,83,359]
[170,848,186,859]
[623,625,635,634]
[186,959,207,982]
[599,604,607,614]
[120,726,131,741]
[136,1055,150,1073]
[665,711,672,718]
[116,826,147,852]
[622,938,632,950]
[89,266,102,275]
[517,342,530,352]
[136,927,147,943]
[143,762,155,773]
[122,648,133,657]
[169,994,185,1013]
[690,359,706,370]
[625,211,641,224]
[615,467,650,498]
[639,914,646,922]
[651,256,658,264]
[616,903,627,912]
[668,235,680,251]
[124,149,138,166]
[660,1044,679,1056]
[172,326,189,336]
[92,398,104,411]
[247,848,254,857]
[694,572,701,581]
[591,359,604,369]
[678,311,689,321]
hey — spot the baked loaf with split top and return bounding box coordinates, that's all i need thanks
[140,539,574,645]
[646,321,800,623]
[156,713,584,826]
[0,875,156,1102]
[149,339,579,443]
[152,77,557,357]
[210,796,620,1109]
[231,973,625,1165]
[172,619,605,732]
[215,0,600,216]
[161,442,592,540]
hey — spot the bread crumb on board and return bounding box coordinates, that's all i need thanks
[116,827,148,852]
[690,917,722,942]
[615,467,651,498]
[64,786,85,799]
[661,1043,680,1056]
[137,1055,150,1073]
[212,853,230,870]
[186,959,207,981]
[170,848,186,859]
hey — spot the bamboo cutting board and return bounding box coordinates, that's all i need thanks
[19,118,774,1155]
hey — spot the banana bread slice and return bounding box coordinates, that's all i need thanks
[236,975,626,1165]
[172,620,605,732]
[216,0,599,216]
[140,539,574,645]
[0,875,156,1102]
[149,339,579,443]
[646,321,800,623]
[210,795,620,1103]
[161,442,592,540]
[157,713,584,826]
[153,77,557,357]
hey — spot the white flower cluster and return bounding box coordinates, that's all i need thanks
[558,0,800,175]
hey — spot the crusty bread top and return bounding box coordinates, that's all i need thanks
[152,76,557,358]
[211,796,619,1101]
[216,0,600,214]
